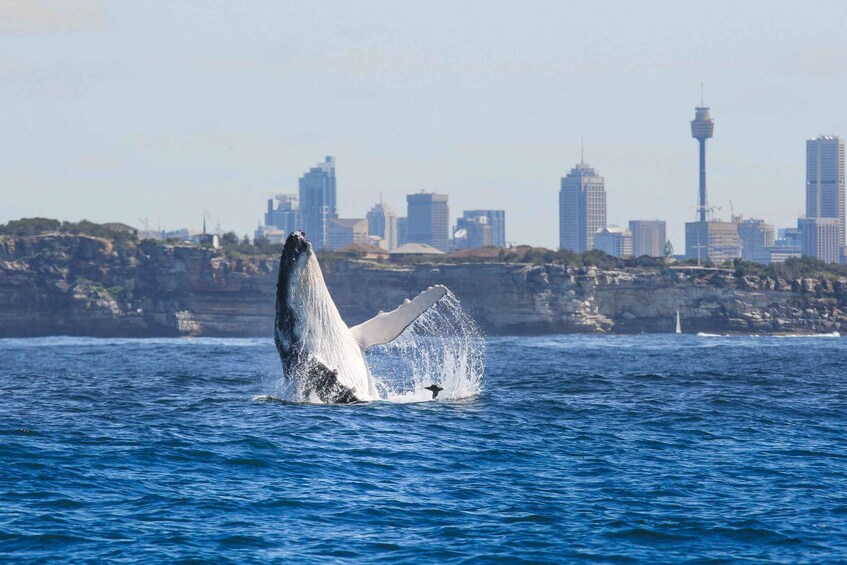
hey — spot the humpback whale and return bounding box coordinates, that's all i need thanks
[275,231,447,403]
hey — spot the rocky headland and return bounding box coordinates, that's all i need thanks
[2,231,847,337]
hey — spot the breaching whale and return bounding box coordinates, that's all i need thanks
[275,231,448,403]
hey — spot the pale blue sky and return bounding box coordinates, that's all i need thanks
[2,1,847,248]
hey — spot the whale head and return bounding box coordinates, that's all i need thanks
[279,230,312,280]
[275,231,323,358]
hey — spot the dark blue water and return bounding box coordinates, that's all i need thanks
[2,335,846,563]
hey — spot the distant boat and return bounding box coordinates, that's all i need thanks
[675,311,682,334]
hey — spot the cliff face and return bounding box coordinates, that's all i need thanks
[0,235,277,337]
[323,262,846,335]
[1,234,846,337]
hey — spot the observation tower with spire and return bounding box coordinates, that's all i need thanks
[684,92,740,263]
[690,89,714,222]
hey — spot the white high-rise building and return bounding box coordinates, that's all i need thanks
[559,162,606,252]
[406,192,450,252]
[594,226,633,258]
[264,193,300,234]
[736,218,775,263]
[629,220,666,258]
[799,217,840,264]
[366,201,398,251]
[299,156,337,250]
[804,136,845,258]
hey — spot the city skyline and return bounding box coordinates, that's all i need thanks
[3,2,847,249]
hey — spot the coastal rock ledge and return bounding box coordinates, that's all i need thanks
[2,234,846,337]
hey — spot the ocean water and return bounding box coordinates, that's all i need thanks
[1,334,846,563]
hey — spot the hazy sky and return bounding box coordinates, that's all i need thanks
[2,1,847,248]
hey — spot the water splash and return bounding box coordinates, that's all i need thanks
[366,290,485,403]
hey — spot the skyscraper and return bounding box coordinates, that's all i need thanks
[264,193,300,234]
[396,217,408,248]
[558,161,606,252]
[736,218,775,263]
[798,217,840,264]
[594,226,633,258]
[406,192,449,251]
[805,136,845,250]
[460,210,506,247]
[366,200,398,251]
[454,215,492,249]
[298,156,337,249]
[628,220,666,257]
[685,221,741,263]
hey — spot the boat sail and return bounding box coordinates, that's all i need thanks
[675,310,682,334]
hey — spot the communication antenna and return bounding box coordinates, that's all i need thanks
[202,210,214,234]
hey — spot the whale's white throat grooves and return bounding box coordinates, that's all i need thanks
[288,252,377,400]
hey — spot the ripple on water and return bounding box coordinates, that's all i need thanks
[1,334,846,562]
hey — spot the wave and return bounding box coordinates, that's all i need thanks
[775,332,841,338]
[696,331,841,339]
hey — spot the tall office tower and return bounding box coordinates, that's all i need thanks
[397,217,408,248]
[685,221,741,263]
[805,136,845,249]
[691,103,715,222]
[461,210,506,247]
[559,161,606,252]
[264,193,300,233]
[763,227,803,264]
[298,156,337,249]
[736,218,775,263]
[406,192,449,251]
[454,215,492,249]
[366,201,398,251]
[778,227,802,248]
[594,226,633,258]
[628,220,667,257]
[798,217,841,263]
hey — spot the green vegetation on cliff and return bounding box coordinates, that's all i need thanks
[0,218,138,243]
[5,218,847,285]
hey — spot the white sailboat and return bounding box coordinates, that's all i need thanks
[675,310,682,334]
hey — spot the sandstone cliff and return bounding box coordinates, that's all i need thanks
[1,233,845,337]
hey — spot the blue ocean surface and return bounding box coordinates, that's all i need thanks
[1,334,846,563]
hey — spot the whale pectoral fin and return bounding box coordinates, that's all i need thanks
[350,285,449,350]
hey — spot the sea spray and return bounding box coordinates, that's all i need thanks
[367,289,485,402]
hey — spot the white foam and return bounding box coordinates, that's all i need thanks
[774,332,841,338]
[367,290,485,403]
